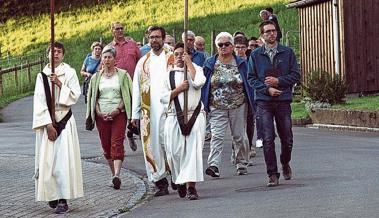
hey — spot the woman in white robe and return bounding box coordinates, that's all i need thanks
[33,43,83,213]
[161,43,206,200]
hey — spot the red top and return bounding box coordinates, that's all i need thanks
[110,38,141,79]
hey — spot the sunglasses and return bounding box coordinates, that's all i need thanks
[114,27,124,31]
[217,42,232,48]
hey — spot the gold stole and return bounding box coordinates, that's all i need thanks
[140,49,174,172]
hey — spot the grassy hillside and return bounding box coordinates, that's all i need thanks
[1,0,298,72]
[0,0,299,112]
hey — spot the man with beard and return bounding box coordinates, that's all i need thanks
[248,21,300,187]
[131,26,174,196]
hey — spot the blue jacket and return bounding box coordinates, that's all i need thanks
[191,49,206,67]
[247,44,300,102]
[201,54,255,113]
[140,44,151,57]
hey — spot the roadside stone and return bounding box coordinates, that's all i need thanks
[310,108,379,128]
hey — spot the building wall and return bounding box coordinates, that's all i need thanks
[299,0,336,84]
[342,0,379,93]
[298,0,379,93]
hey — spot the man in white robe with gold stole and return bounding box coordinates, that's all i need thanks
[33,42,83,214]
[131,26,173,197]
[161,43,206,200]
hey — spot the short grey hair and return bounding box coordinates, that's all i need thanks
[182,30,195,40]
[102,45,117,57]
[215,32,234,48]
[260,10,269,17]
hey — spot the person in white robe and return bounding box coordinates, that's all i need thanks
[160,43,206,200]
[33,42,83,214]
[131,26,173,196]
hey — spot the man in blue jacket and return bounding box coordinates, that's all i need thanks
[248,21,300,187]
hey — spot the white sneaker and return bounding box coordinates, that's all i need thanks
[256,139,263,148]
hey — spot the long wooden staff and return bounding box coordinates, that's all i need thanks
[50,0,56,125]
[183,0,188,124]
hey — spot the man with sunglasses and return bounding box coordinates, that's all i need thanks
[248,20,300,187]
[108,21,141,79]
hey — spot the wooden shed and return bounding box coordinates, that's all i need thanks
[287,0,379,94]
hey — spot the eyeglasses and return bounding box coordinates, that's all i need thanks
[149,35,162,40]
[263,29,277,34]
[114,27,124,31]
[217,42,232,48]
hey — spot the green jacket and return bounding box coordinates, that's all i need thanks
[85,68,133,130]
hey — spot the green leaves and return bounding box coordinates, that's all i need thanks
[303,70,347,104]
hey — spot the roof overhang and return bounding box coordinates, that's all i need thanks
[286,0,330,8]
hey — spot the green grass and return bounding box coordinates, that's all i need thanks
[291,102,309,119]
[0,0,299,112]
[332,96,379,111]
[1,0,298,72]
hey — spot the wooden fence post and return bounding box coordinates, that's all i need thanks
[172,29,176,43]
[26,60,32,84]
[0,68,3,97]
[211,30,216,55]
[40,57,44,72]
[14,64,19,91]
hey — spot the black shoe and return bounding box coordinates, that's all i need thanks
[205,166,220,178]
[187,187,199,200]
[48,200,58,209]
[112,176,121,190]
[154,187,169,197]
[177,184,187,198]
[282,164,292,180]
[55,199,68,214]
[127,136,137,151]
[171,180,178,190]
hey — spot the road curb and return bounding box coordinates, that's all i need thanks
[306,123,379,132]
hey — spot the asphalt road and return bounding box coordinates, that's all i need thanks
[1,95,379,218]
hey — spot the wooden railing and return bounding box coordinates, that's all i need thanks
[0,57,46,97]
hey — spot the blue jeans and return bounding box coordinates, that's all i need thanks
[256,101,293,178]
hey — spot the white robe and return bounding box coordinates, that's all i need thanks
[33,63,84,201]
[160,64,206,184]
[132,51,170,182]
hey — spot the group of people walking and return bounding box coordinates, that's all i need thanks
[32,10,300,213]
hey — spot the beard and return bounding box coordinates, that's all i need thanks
[151,43,163,52]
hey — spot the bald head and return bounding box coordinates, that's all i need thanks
[194,36,206,52]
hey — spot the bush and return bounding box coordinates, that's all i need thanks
[303,70,347,104]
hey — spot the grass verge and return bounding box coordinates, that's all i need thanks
[332,95,379,111]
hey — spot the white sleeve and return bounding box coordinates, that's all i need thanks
[160,75,172,112]
[189,63,206,90]
[131,61,142,119]
[32,74,52,130]
[57,67,81,106]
